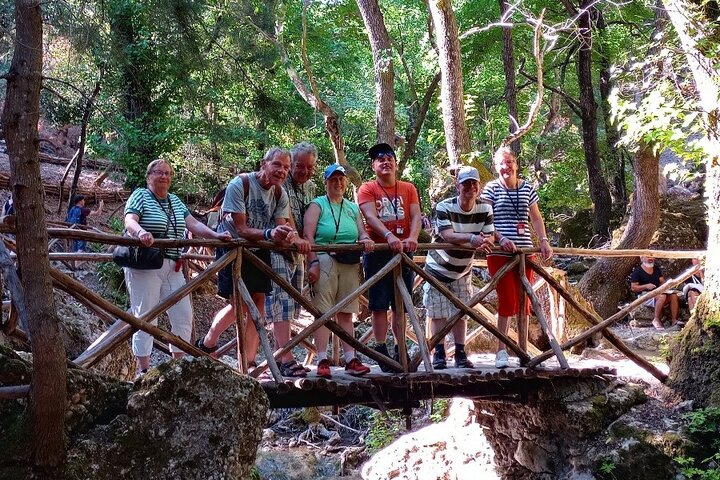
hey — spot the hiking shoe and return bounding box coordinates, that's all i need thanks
[345,358,371,376]
[393,344,411,365]
[374,344,393,373]
[195,337,217,354]
[455,351,474,369]
[432,352,447,370]
[495,350,509,369]
[316,359,332,378]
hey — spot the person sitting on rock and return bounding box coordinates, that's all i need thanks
[630,255,680,331]
[682,258,704,313]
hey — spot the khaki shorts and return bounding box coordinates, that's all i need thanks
[311,253,361,314]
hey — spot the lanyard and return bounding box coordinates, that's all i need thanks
[149,190,177,239]
[501,181,525,221]
[376,180,398,221]
[327,196,344,243]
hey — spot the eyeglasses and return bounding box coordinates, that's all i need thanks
[151,170,173,177]
[373,153,395,162]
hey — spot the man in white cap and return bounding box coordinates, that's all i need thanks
[423,166,494,369]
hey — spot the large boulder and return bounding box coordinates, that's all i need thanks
[56,290,135,381]
[476,377,649,479]
[361,399,497,479]
[64,357,269,480]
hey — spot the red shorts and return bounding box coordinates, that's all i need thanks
[487,254,535,317]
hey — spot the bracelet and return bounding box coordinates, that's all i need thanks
[470,234,477,246]
[499,236,507,244]
[384,231,393,239]
[541,237,549,243]
[264,228,272,241]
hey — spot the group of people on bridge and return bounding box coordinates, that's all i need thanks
[121,141,554,379]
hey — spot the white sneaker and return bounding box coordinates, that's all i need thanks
[495,350,509,368]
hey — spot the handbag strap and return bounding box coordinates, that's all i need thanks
[147,189,174,239]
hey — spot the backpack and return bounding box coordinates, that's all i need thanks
[66,205,83,224]
[2,197,14,216]
[216,174,282,227]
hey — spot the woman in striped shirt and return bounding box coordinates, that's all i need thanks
[124,159,230,375]
[481,147,553,368]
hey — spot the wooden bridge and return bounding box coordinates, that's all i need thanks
[0,225,704,409]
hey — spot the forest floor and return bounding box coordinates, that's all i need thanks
[1,148,692,479]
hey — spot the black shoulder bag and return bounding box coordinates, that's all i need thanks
[113,190,171,270]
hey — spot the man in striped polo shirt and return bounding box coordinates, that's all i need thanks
[423,166,494,369]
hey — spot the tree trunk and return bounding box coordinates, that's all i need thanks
[663,0,720,407]
[357,0,395,145]
[574,0,613,243]
[498,0,520,156]
[578,145,661,319]
[427,0,471,167]
[596,8,627,206]
[2,0,67,467]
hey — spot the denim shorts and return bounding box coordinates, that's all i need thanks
[217,248,272,298]
[363,250,414,312]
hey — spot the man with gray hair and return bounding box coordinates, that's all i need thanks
[196,147,310,371]
[265,142,318,377]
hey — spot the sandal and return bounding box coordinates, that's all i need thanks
[652,320,665,331]
[280,360,307,378]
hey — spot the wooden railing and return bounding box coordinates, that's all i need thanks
[0,226,705,390]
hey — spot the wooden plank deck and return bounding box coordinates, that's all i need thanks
[259,354,617,408]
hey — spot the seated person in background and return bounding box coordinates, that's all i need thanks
[630,255,680,331]
[683,258,704,312]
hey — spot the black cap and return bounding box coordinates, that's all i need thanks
[368,143,396,160]
[71,194,85,205]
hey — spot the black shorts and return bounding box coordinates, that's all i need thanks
[217,248,272,298]
[363,250,415,312]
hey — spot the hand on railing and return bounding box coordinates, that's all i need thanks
[358,238,375,253]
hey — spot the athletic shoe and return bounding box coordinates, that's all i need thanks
[345,358,371,376]
[495,350,509,369]
[433,351,447,370]
[316,359,332,378]
[374,343,393,373]
[455,350,474,369]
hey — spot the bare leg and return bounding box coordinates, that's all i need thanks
[272,321,293,363]
[654,294,667,325]
[452,318,468,345]
[496,315,511,352]
[336,312,355,358]
[669,294,679,323]
[372,310,389,343]
[688,291,699,311]
[136,355,151,371]
[203,303,235,348]
[314,324,331,359]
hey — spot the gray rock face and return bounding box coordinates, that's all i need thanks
[65,357,269,480]
[475,378,648,479]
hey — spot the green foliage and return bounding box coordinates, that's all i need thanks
[598,456,618,479]
[674,408,720,479]
[364,410,405,453]
[430,399,449,423]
